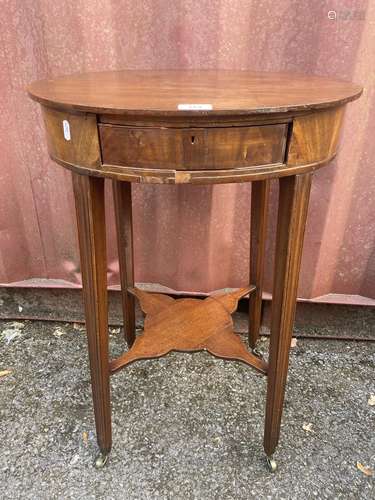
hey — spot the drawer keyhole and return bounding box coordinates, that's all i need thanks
[191,135,195,144]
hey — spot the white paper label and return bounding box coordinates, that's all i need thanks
[177,103,213,111]
[62,120,71,141]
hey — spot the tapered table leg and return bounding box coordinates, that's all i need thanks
[264,173,312,465]
[249,180,270,349]
[72,173,111,467]
[112,181,136,348]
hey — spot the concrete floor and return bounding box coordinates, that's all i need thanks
[0,316,374,499]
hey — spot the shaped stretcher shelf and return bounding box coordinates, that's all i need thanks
[109,287,268,375]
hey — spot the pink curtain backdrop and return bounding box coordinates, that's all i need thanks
[0,0,374,304]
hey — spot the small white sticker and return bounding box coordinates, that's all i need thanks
[177,103,213,111]
[62,120,71,141]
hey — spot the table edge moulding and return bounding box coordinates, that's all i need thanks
[27,70,362,471]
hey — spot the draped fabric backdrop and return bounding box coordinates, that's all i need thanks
[0,0,374,304]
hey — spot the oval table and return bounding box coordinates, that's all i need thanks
[28,70,362,470]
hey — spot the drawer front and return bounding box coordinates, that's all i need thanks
[99,124,287,170]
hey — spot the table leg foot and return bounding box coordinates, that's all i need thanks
[266,455,277,472]
[94,451,109,469]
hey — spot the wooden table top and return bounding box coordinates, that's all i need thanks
[28,70,362,116]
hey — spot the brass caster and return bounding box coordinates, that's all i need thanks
[266,456,277,472]
[94,452,109,469]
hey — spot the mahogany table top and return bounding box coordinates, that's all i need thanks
[28,70,362,116]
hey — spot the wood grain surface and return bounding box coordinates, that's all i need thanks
[42,107,100,168]
[99,123,286,170]
[28,70,362,115]
[263,173,312,457]
[112,180,136,348]
[110,287,268,375]
[287,106,345,165]
[38,105,355,184]
[248,180,270,349]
